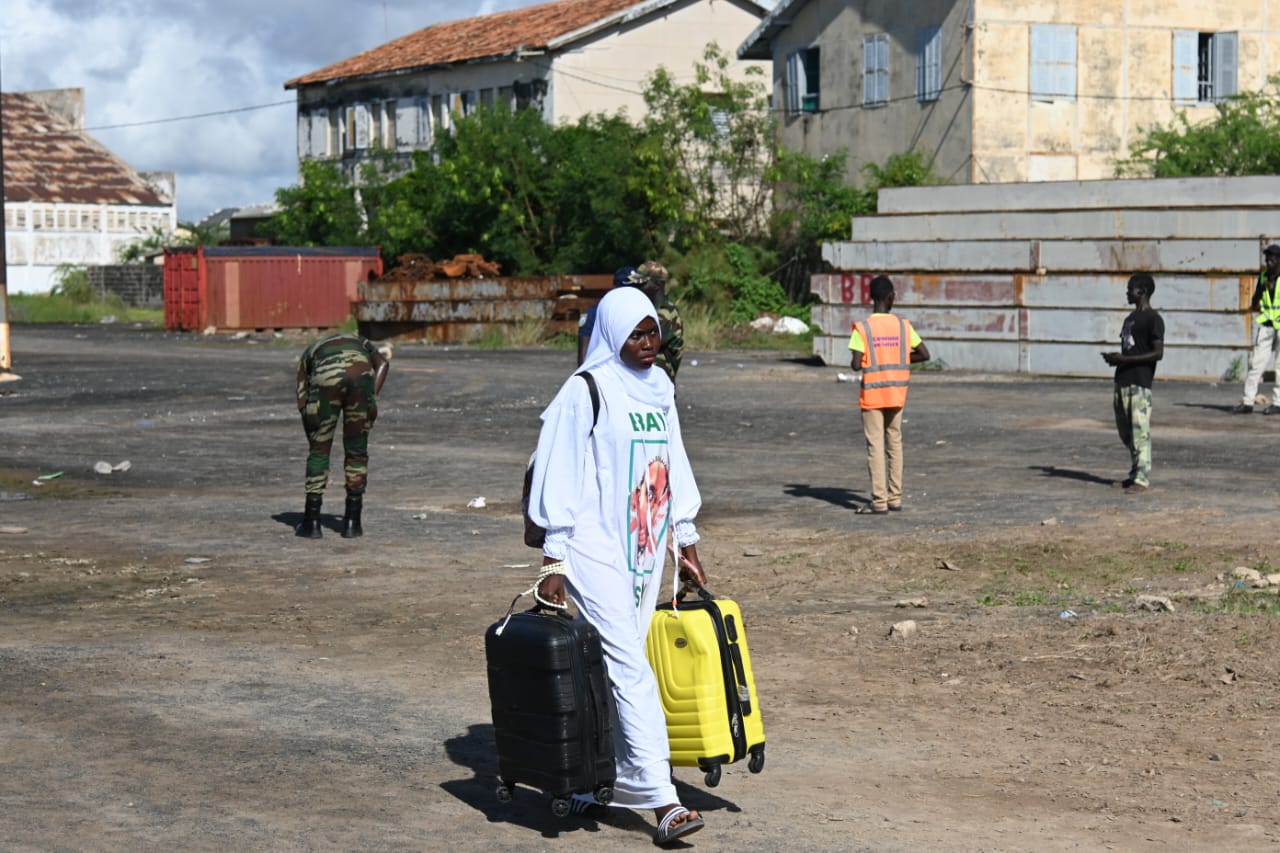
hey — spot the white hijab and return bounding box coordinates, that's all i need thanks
[579,287,674,411]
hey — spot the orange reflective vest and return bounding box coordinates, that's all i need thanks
[855,314,913,410]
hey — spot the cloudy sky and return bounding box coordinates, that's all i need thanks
[2,0,537,223]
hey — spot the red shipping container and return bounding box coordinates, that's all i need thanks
[163,246,383,332]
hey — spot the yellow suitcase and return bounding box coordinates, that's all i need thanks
[646,585,766,787]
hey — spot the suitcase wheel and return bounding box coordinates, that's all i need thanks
[748,748,765,774]
[703,765,722,788]
[594,785,614,805]
[495,782,513,804]
[551,797,572,818]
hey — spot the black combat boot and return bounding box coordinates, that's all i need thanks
[295,493,323,539]
[341,493,364,539]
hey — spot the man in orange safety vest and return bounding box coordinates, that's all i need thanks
[849,275,931,515]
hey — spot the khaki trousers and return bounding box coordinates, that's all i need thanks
[861,406,904,510]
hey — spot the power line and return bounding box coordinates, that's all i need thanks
[84,99,295,132]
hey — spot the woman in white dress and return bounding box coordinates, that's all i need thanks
[528,286,708,846]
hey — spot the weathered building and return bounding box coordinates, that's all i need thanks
[284,0,768,181]
[2,88,177,294]
[740,1,1279,185]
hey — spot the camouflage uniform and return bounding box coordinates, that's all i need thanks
[634,261,684,384]
[296,334,382,496]
[654,295,684,384]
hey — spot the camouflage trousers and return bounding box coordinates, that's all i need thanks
[302,363,377,495]
[1113,385,1152,487]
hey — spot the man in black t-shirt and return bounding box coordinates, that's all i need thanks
[1102,274,1164,494]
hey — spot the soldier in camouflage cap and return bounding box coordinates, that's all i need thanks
[294,333,390,539]
[632,261,685,385]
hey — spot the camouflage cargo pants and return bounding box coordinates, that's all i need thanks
[1113,384,1152,487]
[302,361,377,495]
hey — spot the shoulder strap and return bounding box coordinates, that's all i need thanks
[575,371,600,429]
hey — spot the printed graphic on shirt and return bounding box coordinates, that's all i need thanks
[627,438,670,608]
[1120,316,1136,352]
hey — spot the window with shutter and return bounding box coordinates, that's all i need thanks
[1179,31,1239,103]
[863,34,889,106]
[1030,24,1076,102]
[395,101,418,150]
[786,46,820,114]
[916,27,941,102]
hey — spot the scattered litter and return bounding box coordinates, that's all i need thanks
[896,597,928,608]
[99,315,117,324]
[1042,517,1059,526]
[689,359,698,367]
[736,363,744,369]
[502,563,532,569]
[226,396,246,401]
[1136,594,1175,612]
[184,557,211,564]
[888,620,918,639]
[93,461,112,474]
[936,559,960,572]
[935,440,948,445]
[466,496,487,508]
[836,373,856,383]
[113,461,131,472]
[743,548,763,557]
[35,472,63,481]
[773,316,810,335]
[412,513,427,520]
[0,526,29,535]
[1059,609,1078,619]
[1219,667,1237,685]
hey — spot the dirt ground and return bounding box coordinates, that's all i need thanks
[1,323,1278,853]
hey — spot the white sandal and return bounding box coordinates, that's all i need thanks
[654,805,704,846]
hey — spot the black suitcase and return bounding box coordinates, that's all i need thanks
[485,608,616,815]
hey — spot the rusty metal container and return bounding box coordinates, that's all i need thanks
[163,246,383,332]
[356,274,613,343]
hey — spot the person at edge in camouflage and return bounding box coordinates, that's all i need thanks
[293,333,390,539]
[577,261,685,386]
[632,261,684,385]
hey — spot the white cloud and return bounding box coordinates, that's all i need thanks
[1,0,535,222]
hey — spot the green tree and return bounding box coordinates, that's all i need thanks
[263,160,368,246]
[1115,76,1280,177]
[639,43,775,248]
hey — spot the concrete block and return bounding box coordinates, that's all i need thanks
[877,175,1280,215]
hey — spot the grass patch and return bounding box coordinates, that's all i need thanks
[1192,587,1280,616]
[10,293,161,325]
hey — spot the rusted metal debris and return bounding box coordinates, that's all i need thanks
[381,253,502,282]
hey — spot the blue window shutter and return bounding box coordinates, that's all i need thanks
[1031,24,1075,100]
[863,35,876,104]
[1054,26,1077,100]
[1172,30,1197,102]
[916,26,941,101]
[864,34,889,104]
[1215,32,1238,100]
[878,35,890,102]
[1030,25,1051,98]
[787,50,800,113]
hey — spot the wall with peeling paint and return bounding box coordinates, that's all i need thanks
[756,1,1280,189]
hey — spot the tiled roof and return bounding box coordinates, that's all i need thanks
[2,91,169,207]
[285,0,665,88]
